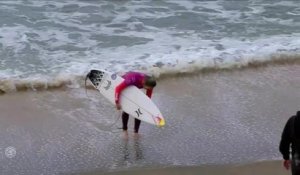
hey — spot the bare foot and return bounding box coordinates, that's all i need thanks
[122,130,129,139]
[133,132,140,139]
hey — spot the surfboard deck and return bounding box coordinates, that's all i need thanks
[87,69,165,126]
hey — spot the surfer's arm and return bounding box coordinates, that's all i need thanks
[279,117,292,160]
[146,89,153,98]
[115,81,128,105]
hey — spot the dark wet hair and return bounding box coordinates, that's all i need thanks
[144,75,156,87]
[297,111,300,117]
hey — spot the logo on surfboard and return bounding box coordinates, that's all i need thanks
[111,73,117,80]
[104,80,111,90]
[135,108,143,117]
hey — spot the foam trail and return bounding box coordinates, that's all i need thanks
[0,74,88,93]
[0,52,299,94]
[148,52,300,78]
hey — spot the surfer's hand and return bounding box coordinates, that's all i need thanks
[116,103,121,110]
[283,159,291,170]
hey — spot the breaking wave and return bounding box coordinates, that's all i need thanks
[0,52,299,94]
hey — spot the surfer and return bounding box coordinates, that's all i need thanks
[115,72,157,134]
[279,111,300,175]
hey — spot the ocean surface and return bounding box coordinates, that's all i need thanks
[0,0,300,92]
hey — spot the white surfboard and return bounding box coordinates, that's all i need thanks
[87,69,165,127]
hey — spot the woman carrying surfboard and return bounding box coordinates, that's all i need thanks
[115,72,157,134]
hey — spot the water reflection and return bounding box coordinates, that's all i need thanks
[119,136,144,167]
[133,137,143,161]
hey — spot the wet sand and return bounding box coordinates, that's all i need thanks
[0,64,299,174]
[83,160,288,175]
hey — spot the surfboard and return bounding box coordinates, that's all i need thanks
[87,69,165,127]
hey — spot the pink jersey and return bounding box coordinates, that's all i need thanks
[121,72,145,88]
[115,72,153,104]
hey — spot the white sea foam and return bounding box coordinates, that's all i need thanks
[0,0,300,93]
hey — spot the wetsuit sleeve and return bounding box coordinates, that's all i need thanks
[115,81,127,105]
[279,117,293,160]
[146,89,153,98]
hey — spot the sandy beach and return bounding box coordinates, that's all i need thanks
[0,64,299,175]
[82,160,288,175]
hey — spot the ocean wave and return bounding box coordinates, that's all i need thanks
[0,74,84,94]
[149,52,300,78]
[0,52,299,94]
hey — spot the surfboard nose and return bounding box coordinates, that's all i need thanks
[155,116,165,127]
[159,118,165,126]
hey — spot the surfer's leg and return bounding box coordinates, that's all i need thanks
[292,154,300,175]
[134,119,141,133]
[122,112,129,131]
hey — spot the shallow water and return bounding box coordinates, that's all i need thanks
[0,64,299,174]
[1,0,300,91]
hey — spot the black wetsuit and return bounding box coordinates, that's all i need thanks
[279,112,300,175]
[122,112,141,133]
